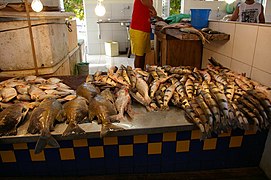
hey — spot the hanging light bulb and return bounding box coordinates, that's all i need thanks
[31,0,43,12]
[95,0,106,17]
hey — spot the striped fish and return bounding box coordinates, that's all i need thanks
[185,79,194,99]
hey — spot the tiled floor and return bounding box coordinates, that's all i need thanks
[86,54,135,74]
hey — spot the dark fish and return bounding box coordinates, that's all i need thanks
[0,103,29,136]
[89,94,123,137]
[27,98,64,154]
[76,83,100,101]
[62,96,88,136]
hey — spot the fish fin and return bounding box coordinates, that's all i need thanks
[62,123,85,137]
[35,130,59,154]
[100,123,124,138]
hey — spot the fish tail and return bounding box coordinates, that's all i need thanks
[100,123,124,138]
[62,123,85,137]
[35,129,59,154]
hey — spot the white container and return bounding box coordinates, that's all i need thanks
[105,41,119,57]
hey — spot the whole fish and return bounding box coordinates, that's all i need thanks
[185,78,194,99]
[27,98,64,154]
[255,85,271,102]
[224,82,235,102]
[16,84,30,95]
[127,66,137,89]
[110,87,133,122]
[156,67,168,79]
[199,70,211,83]
[180,27,210,44]
[0,103,29,136]
[172,78,186,98]
[1,87,17,102]
[120,65,131,86]
[135,76,151,105]
[88,94,123,137]
[29,85,45,100]
[163,84,176,110]
[62,96,88,136]
[149,76,173,98]
[76,83,100,101]
[195,95,214,130]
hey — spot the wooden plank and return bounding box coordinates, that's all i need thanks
[0,11,74,19]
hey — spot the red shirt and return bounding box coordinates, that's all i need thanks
[130,0,152,33]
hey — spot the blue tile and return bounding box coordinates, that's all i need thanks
[187,161,201,171]
[148,154,161,165]
[231,128,244,136]
[161,162,175,173]
[148,133,163,143]
[74,147,90,161]
[175,161,188,171]
[89,158,105,174]
[14,150,31,162]
[105,159,119,175]
[201,160,216,170]
[134,165,148,173]
[27,142,36,149]
[47,161,62,176]
[58,140,73,148]
[88,138,103,146]
[1,163,19,176]
[118,136,133,145]
[189,151,202,160]
[104,145,119,159]
[177,130,191,140]
[134,154,148,166]
[75,160,90,176]
[201,150,217,161]
[44,148,60,161]
[148,165,161,173]
[162,142,176,156]
[119,156,133,166]
[0,143,13,150]
[119,166,133,174]
[33,161,48,176]
[61,160,76,176]
[134,144,148,155]
[216,137,230,150]
[175,152,189,162]
[18,162,33,176]
[189,140,203,152]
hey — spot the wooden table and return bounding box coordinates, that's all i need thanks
[154,26,230,68]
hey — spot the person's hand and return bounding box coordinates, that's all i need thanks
[149,8,157,17]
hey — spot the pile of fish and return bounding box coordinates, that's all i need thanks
[1,58,271,153]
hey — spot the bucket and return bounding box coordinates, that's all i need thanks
[76,62,89,75]
[190,9,211,30]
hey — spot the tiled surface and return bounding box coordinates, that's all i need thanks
[87,54,134,74]
[251,67,271,87]
[253,26,271,73]
[202,49,231,69]
[232,24,258,66]
[230,59,252,77]
[0,129,268,176]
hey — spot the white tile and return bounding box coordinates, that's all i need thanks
[113,30,128,43]
[230,59,252,77]
[111,4,126,18]
[251,68,271,87]
[100,23,113,31]
[253,26,271,73]
[88,43,101,55]
[208,22,219,31]
[100,30,113,42]
[232,24,258,66]
[87,30,102,44]
[119,42,128,52]
[202,48,214,69]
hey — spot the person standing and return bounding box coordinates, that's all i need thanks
[230,0,265,23]
[129,0,157,69]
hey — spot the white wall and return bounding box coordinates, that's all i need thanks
[181,0,228,20]
[84,0,133,55]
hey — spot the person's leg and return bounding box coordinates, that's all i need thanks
[134,54,145,69]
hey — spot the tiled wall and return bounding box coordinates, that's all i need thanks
[84,0,133,55]
[0,129,268,176]
[203,21,271,87]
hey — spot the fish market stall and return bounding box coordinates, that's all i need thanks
[0,61,270,176]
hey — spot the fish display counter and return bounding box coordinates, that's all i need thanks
[0,63,269,176]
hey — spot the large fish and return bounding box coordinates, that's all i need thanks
[27,98,64,154]
[0,103,29,136]
[76,83,100,101]
[127,66,137,89]
[110,87,133,122]
[135,76,151,105]
[89,94,123,137]
[62,96,88,136]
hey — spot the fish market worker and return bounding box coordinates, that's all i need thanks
[129,0,157,69]
[230,0,265,23]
